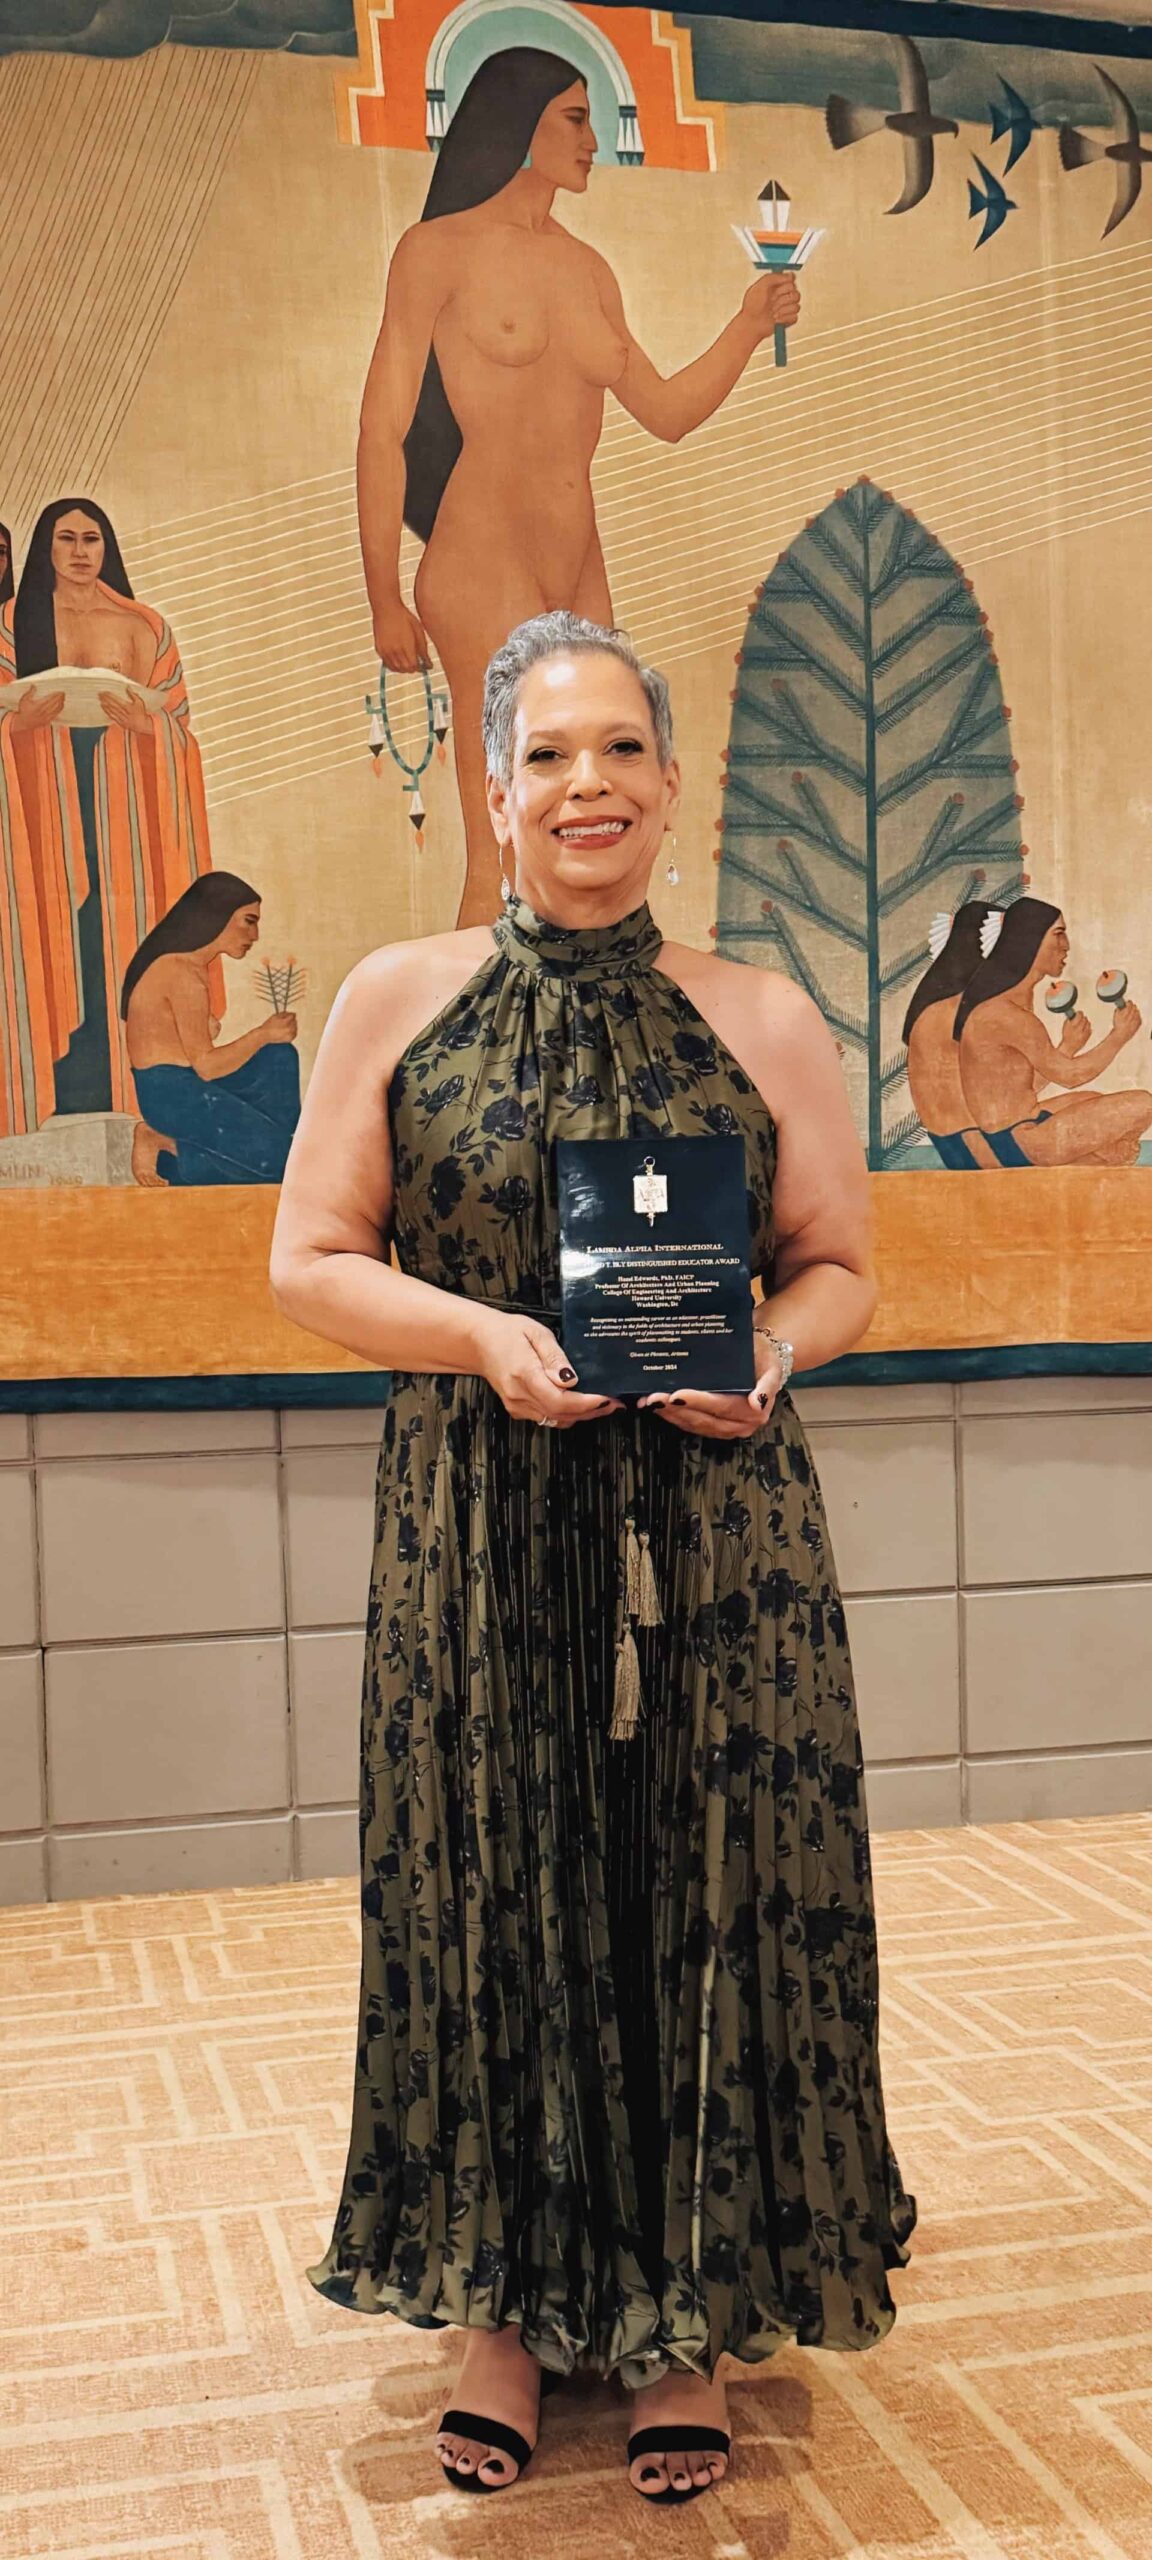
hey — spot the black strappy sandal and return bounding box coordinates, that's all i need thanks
[627,2421,732,2505]
[436,2366,560,2494]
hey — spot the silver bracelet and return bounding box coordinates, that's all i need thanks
[753,1316,794,1388]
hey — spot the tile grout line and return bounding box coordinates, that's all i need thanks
[272,1408,298,1882]
[28,1424,48,1895]
[954,1385,970,1828]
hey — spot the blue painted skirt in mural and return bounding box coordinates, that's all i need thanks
[133,1043,300,1184]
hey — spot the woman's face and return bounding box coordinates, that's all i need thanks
[1037,917,1070,979]
[488,651,680,910]
[219,902,261,959]
[50,509,105,589]
[528,80,596,191]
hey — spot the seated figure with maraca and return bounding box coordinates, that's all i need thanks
[954,899,1152,1167]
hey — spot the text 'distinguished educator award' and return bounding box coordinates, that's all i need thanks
[555,1134,757,1401]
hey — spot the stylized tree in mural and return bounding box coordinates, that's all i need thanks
[716,478,1027,1166]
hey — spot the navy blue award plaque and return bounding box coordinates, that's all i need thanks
[555,1134,757,1401]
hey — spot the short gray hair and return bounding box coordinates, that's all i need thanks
[481,610,674,783]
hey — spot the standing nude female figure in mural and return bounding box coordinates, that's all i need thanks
[358,46,800,925]
[955,898,1152,1165]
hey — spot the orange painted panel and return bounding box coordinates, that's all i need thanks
[3,1169,1152,1383]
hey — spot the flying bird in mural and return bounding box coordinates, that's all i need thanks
[1059,65,1152,237]
[968,155,1017,244]
[988,76,1037,172]
[825,34,959,214]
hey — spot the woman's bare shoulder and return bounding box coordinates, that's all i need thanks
[345,926,494,993]
[335,927,497,1056]
[660,941,816,1028]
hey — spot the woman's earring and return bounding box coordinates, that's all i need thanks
[499,847,513,906]
[665,833,679,888]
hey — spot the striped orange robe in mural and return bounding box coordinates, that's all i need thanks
[0,588,216,1138]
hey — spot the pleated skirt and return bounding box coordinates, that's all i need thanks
[305,1371,917,2387]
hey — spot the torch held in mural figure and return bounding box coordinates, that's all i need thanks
[732,178,822,367]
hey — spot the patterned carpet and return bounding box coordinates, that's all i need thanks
[3,1812,1152,2560]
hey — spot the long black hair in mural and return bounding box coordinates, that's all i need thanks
[119,871,261,1018]
[13,496,134,675]
[900,898,993,1045]
[952,895,1062,1038]
[401,48,585,543]
[716,477,1027,1167]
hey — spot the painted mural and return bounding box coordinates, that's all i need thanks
[2,0,1152,1390]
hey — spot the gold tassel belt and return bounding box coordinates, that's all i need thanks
[463,1291,666,1749]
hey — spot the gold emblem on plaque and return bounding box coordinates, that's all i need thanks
[633,1153,667,1227]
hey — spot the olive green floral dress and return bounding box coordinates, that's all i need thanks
[306,891,916,2388]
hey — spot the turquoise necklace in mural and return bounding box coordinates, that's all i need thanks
[364,664,450,849]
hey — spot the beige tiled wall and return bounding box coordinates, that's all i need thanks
[1,1377,1150,1904]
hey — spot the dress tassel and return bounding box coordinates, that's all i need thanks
[623,1513,642,1614]
[636,1530,663,1626]
[609,1624,644,1742]
[610,1507,662,1739]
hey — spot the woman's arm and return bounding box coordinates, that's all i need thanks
[358,229,445,668]
[757,980,877,1370]
[272,949,634,1425]
[591,249,799,445]
[269,948,498,1376]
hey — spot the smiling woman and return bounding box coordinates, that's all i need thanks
[269,610,916,2513]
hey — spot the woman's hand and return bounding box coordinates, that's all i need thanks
[1059,1010,1092,1054]
[262,1010,299,1044]
[741,273,800,343]
[639,1342,784,1440]
[477,1311,624,1428]
[373,597,431,673]
[1111,998,1143,1049]
[8,685,65,732]
[100,688,152,735]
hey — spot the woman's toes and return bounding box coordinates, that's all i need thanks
[436,2432,521,2485]
[629,2446,729,2497]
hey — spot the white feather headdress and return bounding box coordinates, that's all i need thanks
[979,910,1005,960]
[926,911,953,960]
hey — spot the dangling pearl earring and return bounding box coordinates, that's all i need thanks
[499,848,513,906]
[665,832,679,887]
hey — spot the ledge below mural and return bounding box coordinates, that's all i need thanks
[2,1170,1151,1408]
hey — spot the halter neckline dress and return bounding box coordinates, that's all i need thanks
[306,889,916,2388]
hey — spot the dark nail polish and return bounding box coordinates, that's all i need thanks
[558,1366,576,1382]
